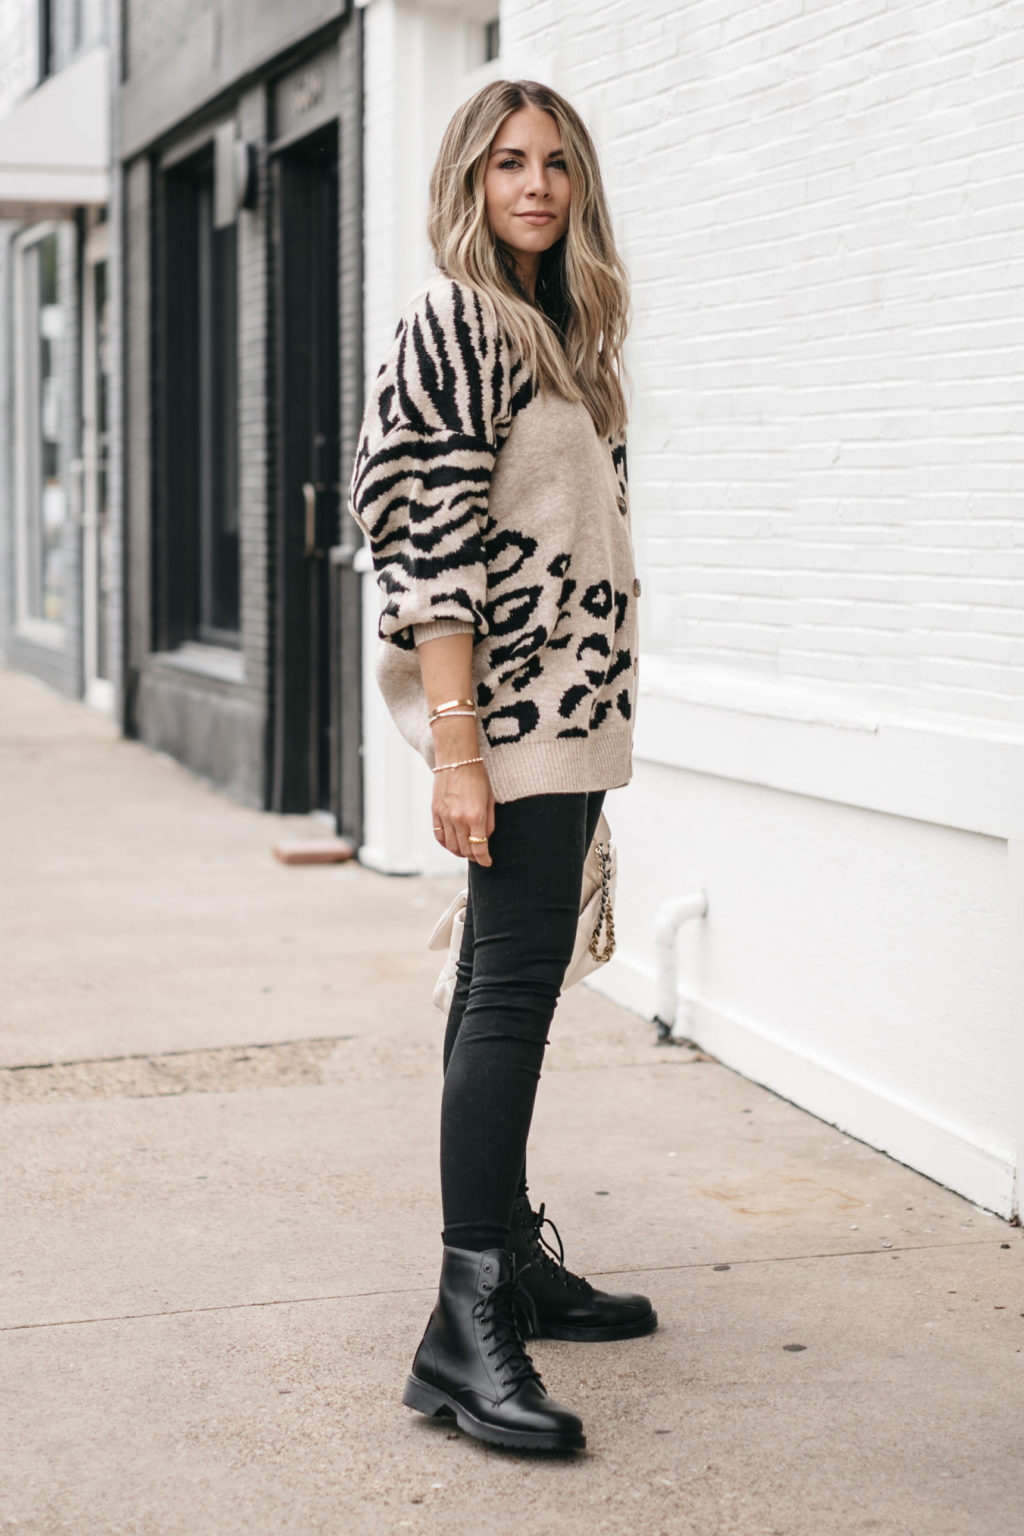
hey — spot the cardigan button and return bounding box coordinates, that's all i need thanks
[616,495,628,515]
[633,577,642,597]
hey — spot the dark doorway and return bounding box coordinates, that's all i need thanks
[271,121,361,832]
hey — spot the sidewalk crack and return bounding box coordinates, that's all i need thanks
[1,1238,1008,1334]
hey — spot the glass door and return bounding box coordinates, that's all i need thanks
[82,219,112,710]
[13,223,67,642]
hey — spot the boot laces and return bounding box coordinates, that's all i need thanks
[474,1274,543,1392]
[528,1203,592,1294]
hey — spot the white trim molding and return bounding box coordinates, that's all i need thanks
[636,654,1024,843]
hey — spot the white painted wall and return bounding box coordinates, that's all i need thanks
[503,0,1024,728]
[357,0,1024,1217]
[498,0,1024,1217]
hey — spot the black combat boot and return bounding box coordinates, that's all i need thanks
[510,1194,658,1342]
[402,1246,586,1452]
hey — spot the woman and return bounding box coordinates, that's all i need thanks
[348,79,655,1453]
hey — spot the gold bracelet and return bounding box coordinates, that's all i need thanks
[432,756,484,774]
[428,697,475,720]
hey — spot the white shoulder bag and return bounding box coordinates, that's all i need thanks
[426,811,617,1015]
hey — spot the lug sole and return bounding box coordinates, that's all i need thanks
[402,1374,585,1452]
[533,1308,659,1343]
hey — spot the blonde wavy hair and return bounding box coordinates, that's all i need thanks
[428,79,629,439]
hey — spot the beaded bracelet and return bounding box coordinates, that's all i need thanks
[432,755,484,774]
[429,710,476,726]
[428,697,476,724]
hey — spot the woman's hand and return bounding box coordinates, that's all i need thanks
[415,630,494,864]
[433,760,495,866]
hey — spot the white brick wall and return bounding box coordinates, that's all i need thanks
[498,1,1024,1219]
[355,0,1024,1213]
[502,0,1024,730]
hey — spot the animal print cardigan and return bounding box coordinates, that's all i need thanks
[347,274,639,804]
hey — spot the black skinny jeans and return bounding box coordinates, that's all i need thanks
[439,789,606,1252]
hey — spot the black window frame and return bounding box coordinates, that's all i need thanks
[155,140,241,653]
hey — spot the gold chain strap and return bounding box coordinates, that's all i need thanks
[587,841,616,963]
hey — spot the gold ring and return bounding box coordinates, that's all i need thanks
[468,836,488,843]
[433,825,444,832]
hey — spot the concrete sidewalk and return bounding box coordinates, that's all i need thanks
[1,665,1021,1536]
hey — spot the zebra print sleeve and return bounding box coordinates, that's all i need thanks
[348,279,510,651]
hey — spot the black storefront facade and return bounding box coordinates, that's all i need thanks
[119,0,363,838]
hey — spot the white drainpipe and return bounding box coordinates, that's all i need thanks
[652,892,709,1044]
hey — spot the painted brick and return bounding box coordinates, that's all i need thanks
[503,0,1024,728]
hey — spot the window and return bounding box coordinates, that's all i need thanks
[37,0,55,81]
[195,170,240,640]
[484,19,501,62]
[14,225,66,631]
[71,0,107,60]
[159,144,240,649]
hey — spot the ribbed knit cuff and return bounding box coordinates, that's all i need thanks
[412,619,477,646]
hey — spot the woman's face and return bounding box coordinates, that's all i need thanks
[483,105,571,294]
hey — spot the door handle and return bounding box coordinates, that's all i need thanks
[303,482,317,558]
